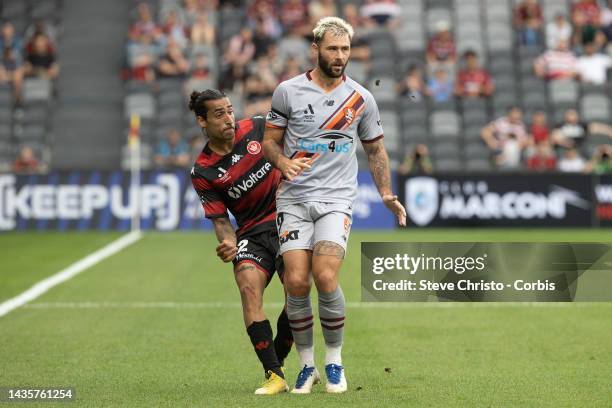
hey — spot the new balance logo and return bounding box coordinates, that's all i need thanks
[231,154,243,164]
[255,340,270,351]
[325,100,335,106]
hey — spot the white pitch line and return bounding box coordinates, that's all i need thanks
[21,301,603,310]
[0,231,143,318]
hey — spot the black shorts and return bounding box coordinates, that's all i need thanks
[232,226,284,286]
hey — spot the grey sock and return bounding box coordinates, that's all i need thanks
[286,294,314,355]
[318,286,345,348]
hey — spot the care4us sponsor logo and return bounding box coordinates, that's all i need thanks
[0,174,180,230]
[405,177,590,226]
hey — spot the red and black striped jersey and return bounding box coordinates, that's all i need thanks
[191,116,281,238]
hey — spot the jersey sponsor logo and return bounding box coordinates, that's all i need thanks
[298,132,353,154]
[226,162,272,199]
[279,229,299,244]
[247,141,262,155]
[344,107,356,124]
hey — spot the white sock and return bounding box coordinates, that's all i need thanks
[297,345,315,368]
[325,345,342,366]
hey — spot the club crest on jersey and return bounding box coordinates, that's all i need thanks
[247,141,261,155]
[344,107,356,124]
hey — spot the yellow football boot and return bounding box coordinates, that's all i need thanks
[254,370,289,395]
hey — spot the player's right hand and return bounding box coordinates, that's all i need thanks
[278,157,311,181]
[216,239,237,263]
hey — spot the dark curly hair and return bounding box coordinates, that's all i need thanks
[188,89,227,119]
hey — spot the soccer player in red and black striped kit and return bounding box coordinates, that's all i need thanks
[189,89,293,395]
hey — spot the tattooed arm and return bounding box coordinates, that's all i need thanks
[361,139,407,226]
[211,217,237,263]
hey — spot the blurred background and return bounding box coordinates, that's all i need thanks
[1,0,612,230]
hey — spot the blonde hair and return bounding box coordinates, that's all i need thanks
[312,17,354,44]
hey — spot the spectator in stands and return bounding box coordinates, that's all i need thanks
[0,45,24,103]
[127,33,157,83]
[128,3,161,43]
[397,64,425,101]
[23,33,59,80]
[577,41,612,85]
[279,56,303,82]
[426,67,454,103]
[360,0,402,29]
[585,145,612,174]
[514,0,543,46]
[24,21,58,54]
[552,109,612,150]
[157,38,190,78]
[481,106,528,155]
[278,25,310,66]
[190,11,216,46]
[249,1,282,40]
[426,21,456,74]
[529,110,550,145]
[0,22,24,101]
[603,0,612,45]
[243,74,274,117]
[184,54,212,94]
[495,133,523,169]
[534,39,578,81]
[398,144,433,175]
[455,50,494,98]
[252,20,275,59]
[571,0,606,47]
[546,13,572,50]
[558,147,586,172]
[280,0,310,37]
[13,146,40,173]
[182,0,204,27]
[224,27,255,70]
[188,132,206,162]
[155,129,190,168]
[162,9,188,50]
[309,0,338,26]
[526,140,557,171]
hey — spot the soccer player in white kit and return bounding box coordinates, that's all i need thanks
[263,17,406,394]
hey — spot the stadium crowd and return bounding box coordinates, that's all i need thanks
[4,0,612,174]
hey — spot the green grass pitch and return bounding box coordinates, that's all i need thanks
[1,230,611,407]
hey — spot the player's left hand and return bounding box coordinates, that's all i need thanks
[216,239,237,262]
[382,194,407,227]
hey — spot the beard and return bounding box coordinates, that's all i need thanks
[318,50,347,78]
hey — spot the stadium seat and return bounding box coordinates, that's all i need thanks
[124,93,156,119]
[434,158,463,171]
[23,79,52,102]
[581,94,611,123]
[431,111,461,138]
[433,141,461,159]
[465,158,492,171]
[464,142,490,159]
[549,80,578,105]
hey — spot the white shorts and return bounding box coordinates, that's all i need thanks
[276,202,353,255]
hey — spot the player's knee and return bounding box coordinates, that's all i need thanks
[285,273,311,296]
[238,283,261,307]
[314,269,337,291]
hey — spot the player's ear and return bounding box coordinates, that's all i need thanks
[197,115,207,129]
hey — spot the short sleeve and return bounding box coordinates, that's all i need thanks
[266,82,289,129]
[191,175,228,219]
[358,92,384,144]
